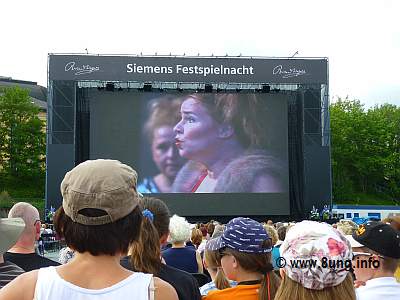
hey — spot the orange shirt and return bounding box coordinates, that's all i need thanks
[203,284,261,300]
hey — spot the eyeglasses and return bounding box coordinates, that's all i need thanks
[352,251,385,260]
[34,219,41,226]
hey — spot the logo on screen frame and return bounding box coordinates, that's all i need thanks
[64,61,101,75]
[272,65,307,79]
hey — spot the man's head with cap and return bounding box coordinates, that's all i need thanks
[54,159,143,256]
[349,221,400,283]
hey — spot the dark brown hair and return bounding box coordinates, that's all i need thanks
[277,226,287,241]
[54,206,142,256]
[223,239,280,300]
[207,222,215,237]
[129,197,170,275]
[190,93,268,148]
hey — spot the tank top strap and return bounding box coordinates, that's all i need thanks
[34,266,56,300]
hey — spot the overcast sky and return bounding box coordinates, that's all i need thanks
[1,0,399,107]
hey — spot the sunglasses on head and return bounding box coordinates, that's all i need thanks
[218,248,229,257]
[352,251,385,260]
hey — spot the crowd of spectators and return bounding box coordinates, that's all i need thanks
[0,158,399,300]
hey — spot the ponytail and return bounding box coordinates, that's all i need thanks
[214,267,231,290]
[259,270,280,300]
[130,211,162,275]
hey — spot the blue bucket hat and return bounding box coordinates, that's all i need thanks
[206,217,272,253]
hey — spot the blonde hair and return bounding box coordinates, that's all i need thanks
[169,214,191,243]
[263,224,278,246]
[144,96,183,142]
[204,249,231,290]
[274,273,356,300]
[336,220,358,235]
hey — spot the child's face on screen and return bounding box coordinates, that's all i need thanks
[174,97,221,162]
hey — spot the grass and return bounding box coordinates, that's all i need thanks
[334,192,398,206]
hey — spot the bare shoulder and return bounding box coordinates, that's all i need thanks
[153,276,178,300]
[0,270,38,300]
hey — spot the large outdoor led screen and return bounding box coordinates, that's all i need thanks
[88,90,290,215]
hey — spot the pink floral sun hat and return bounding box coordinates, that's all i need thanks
[280,220,352,290]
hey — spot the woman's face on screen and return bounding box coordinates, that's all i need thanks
[152,126,186,180]
[173,97,221,162]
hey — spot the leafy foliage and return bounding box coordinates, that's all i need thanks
[330,97,400,203]
[0,86,46,189]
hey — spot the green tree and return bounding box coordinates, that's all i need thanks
[0,86,46,178]
[330,97,400,202]
[366,104,400,200]
[330,97,365,199]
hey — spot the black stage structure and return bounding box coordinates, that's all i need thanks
[46,54,330,221]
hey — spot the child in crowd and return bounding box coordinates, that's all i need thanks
[0,159,178,300]
[204,217,280,300]
[348,221,400,299]
[200,245,237,296]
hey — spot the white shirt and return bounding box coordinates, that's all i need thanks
[34,266,153,300]
[356,277,400,300]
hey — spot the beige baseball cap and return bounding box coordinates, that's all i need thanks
[61,159,140,225]
[0,218,25,253]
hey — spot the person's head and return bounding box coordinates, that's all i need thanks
[277,225,287,242]
[168,214,191,244]
[275,221,355,300]
[207,222,215,238]
[0,217,25,260]
[144,97,186,180]
[203,247,231,290]
[336,219,358,236]
[207,217,280,300]
[130,196,171,275]
[191,228,203,248]
[349,221,400,282]
[8,202,41,245]
[200,225,208,238]
[211,224,225,239]
[263,224,278,246]
[54,159,143,256]
[382,215,400,231]
[274,222,283,229]
[173,93,267,163]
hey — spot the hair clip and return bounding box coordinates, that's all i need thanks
[142,209,154,222]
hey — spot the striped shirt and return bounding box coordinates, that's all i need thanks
[0,261,24,289]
